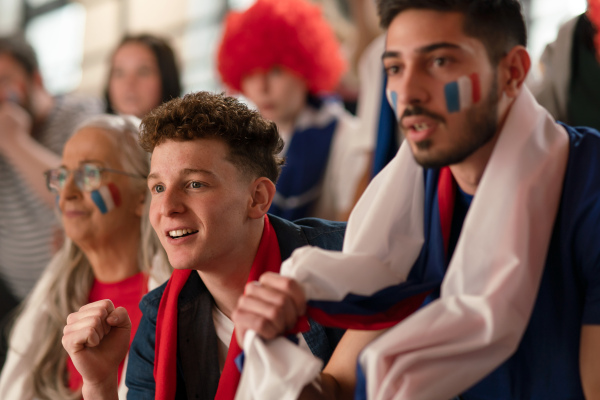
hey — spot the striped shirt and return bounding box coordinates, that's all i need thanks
[0,94,103,300]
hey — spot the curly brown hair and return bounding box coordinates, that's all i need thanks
[140,91,285,182]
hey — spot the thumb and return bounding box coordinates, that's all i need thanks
[106,307,132,329]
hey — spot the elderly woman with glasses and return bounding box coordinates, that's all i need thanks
[0,114,171,400]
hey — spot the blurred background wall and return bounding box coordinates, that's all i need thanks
[0,0,588,99]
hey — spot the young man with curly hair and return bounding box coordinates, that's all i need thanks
[62,91,345,400]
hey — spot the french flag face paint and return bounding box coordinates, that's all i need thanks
[90,183,121,214]
[444,73,481,113]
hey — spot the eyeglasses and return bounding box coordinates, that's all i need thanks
[44,163,145,193]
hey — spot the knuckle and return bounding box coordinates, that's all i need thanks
[83,326,96,338]
[91,315,104,328]
[271,293,287,308]
[265,307,279,322]
[237,296,251,309]
[280,277,294,291]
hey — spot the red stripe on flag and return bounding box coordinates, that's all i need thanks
[107,183,121,207]
[469,73,481,104]
[306,291,431,331]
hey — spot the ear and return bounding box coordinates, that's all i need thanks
[247,177,276,219]
[498,45,531,98]
[134,192,146,217]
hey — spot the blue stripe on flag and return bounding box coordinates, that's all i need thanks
[91,190,108,214]
[235,352,245,372]
[444,81,460,113]
[308,279,439,316]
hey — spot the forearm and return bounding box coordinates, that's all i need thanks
[1,131,60,207]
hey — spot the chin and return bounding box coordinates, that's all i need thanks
[166,252,200,271]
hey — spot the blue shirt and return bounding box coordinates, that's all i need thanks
[421,124,600,399]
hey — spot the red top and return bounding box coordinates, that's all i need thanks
[67,272,149,393]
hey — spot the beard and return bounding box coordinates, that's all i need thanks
[400,77,499,169]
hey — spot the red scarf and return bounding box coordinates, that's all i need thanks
[153,215,287,400]
[438,166,456,257]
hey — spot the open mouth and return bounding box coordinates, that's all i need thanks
[168,229,199,239]
[412,122,430,132]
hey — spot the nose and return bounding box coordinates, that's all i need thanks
[122,72,138,90]
[159,187,185,217]
[59,173,82,207]
[392,64,430,109]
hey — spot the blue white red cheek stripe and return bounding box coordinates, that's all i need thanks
[90,183,121,214]
[444,73,481,113]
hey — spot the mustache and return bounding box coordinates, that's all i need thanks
[400,105,446,127]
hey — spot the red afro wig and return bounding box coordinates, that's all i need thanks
[217,0,347,95]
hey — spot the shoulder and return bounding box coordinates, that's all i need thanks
[541,14,580,58]
[139,272,204,319]
[562,123,600,174]
[269,214,346,261]
[556,123,600,252]
[139,280,169,321]
[563,123,600,144]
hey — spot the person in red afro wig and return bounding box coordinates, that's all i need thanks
[217,0,346,95]
[215,0,369,223]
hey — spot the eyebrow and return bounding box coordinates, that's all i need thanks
[58,159,104,169]
[382,42,462,60]
[147,168,217,181]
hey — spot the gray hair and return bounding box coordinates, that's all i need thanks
[13,114,171,399]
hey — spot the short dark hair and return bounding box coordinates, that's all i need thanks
[377,0,527,64]
[105,33,182,114]
[0,34,39,76]
[140,91,285,183]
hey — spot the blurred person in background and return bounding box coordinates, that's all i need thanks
[105,34,181,119]
[0,114,171,400]
[532,0,600,130]
[0,33,103,369]
[217,0,371,222]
